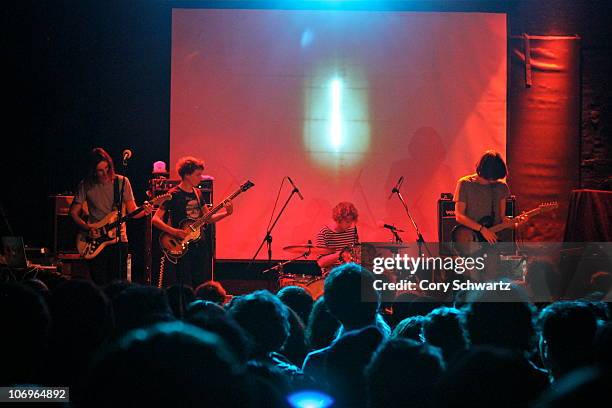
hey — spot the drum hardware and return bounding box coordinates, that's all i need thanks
[263,243,333,274]
[271,243,335,298]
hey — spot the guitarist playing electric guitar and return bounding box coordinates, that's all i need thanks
[152,156,234,287]
[70,148,153,285]
[452,151,517,280]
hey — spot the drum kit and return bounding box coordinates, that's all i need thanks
[272,241,407,299]
[269,243,337,299]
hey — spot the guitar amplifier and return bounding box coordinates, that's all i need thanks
[149,176,214,204]
[438,194,516,255]
[51,195,79,254]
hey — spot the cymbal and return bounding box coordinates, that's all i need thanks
[283,244,335,256]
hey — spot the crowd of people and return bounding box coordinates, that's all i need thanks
[1,262,611,407]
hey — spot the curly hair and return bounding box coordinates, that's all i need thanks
[332,202,359,223]
[176,156,205,179]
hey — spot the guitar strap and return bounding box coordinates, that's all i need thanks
[193,187,203,213]
[113,177,121,211]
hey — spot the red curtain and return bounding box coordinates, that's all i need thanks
[508,35,581,241]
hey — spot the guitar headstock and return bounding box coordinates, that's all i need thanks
[538,201,559,212]
[150,193,172,206]
[240,180,255,192]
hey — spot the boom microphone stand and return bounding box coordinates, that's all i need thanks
[390,178,435,282]
[251,178,302,265]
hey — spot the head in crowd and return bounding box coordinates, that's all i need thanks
[83,321,248,407]
[476,150,507,181]
[176,156,204,180]
[367,338,444,408]
[306,297,341,351]
[326,326,385,407]
[186,299,227,319]
[462,285,536,353]
[438,346,547,407]
[187,312,253,365]
[47,279,113,388]
[112,285,173,336]
[392,293,440,324]
[392,315,425,342]
[49,279,112,347]
[590,271,612,295]
[538,301,599,381]
[279,306,309,368]
[22,278,49,295]
[323,263,380,330]
[277,285,314,325]
[166,284,196,318]
[195,280,228,305]
[86,147,115,186]
[228,290,290,357]
[0,283,51,385]
[525,260,561,302]
[103,279,134,303]
[421,307,467,365]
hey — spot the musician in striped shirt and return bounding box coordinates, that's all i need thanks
[315,202,360,271]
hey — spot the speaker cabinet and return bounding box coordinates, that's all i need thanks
[51,195,79,254]
[438,195,516,255]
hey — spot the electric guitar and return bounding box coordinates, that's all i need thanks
[451,201,558,255]
[159,180,255,261]
[76,193,171,260]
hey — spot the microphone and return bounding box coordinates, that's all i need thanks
[377,221,404,232]
[122,149,133,166]
[287,176,304,200]
[388,176,404,199]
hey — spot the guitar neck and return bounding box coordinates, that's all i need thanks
[489,207,541,233]
[190,189,243,230]
[106,207,142,230]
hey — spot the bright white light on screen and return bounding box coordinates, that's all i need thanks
[329,78,343,151]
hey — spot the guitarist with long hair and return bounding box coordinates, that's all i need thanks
[152,156,233,287]
[453,150,511,246]
[70,147,152,285]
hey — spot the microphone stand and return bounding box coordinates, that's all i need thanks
[251,184,301,266]
[117,159,128,282]
[390,186,435,282]
[390,228,403,244]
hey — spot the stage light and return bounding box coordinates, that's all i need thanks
[303,65,370,170]
[329,78,343,151]
[287,390,334,408]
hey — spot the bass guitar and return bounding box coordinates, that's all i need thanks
[159,180,255,261]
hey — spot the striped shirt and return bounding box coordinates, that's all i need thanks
[315,225,358,252]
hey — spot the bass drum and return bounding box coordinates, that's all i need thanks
[278,274,314,288]
[303,277,325,300]
[278,274,326,300]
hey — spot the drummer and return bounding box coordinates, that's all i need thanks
[315,202,360,271]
